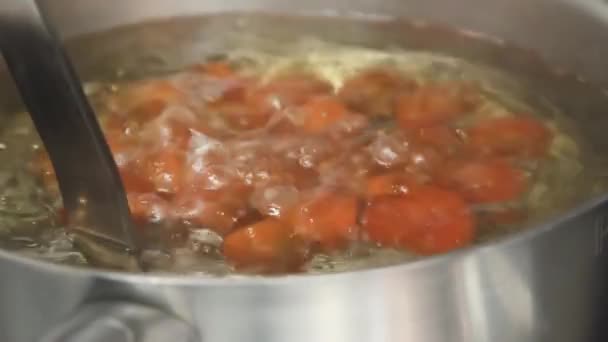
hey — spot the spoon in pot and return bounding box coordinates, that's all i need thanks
[0,0,140,269]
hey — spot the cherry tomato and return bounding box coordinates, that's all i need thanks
[396,83,478,129]
[223,218,309,273]
[363,186,475,254]
[414,126,463,155]
[365,172,419,198]
[248,73,332,114]
[143,150,185,195]
[438,159,527,203]
[467,116,552,158]
[339,67,416,117]
[217,102,271,130]
[171,191,243,235]
[299,96,349,133]
[290,193,359,250]
[406,144,445,175]
[119,167,154,194]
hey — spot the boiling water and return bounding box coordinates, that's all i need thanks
[0,20,604,276]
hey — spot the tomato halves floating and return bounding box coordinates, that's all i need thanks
[396,83,478,129]
[299,96,349,133]
[363,186,475,254]
[223,218,309,273]
[467,116,552,158]
[438,159,528,204]
[290,193,359,250]
[339,67,416,117]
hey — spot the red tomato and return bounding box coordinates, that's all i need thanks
[223,218,309,273]
[396,83,478,129]
[338,67,416,117]
[467,116,553,158]
[171,191,244,235]
[119,167,154,194]
[290,193,359,250]
[438,159,527,203]
[299,96,349,133]
[414,126,463,155]
[406,144,445,175]
[363,186,475,254]
[365,172,419,198]
[247,73,332,113]
[217,102,272,130]
[143,150,185,195]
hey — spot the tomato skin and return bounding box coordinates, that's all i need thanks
[363,186,475,254]
[414,126,463,156]
[290,193,359,250]
[365,172,419,198]
[299,96,349,133]
[170,191,243,235]
[223,218,309,273]
[339,68,416,117]
[438,159,527,204]
[467,117,552,158]
[219,102,271,130]
[396,83,478,129]
[143,150,185,195]
[248,73,332,114]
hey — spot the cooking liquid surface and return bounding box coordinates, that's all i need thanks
[0,30,599,276]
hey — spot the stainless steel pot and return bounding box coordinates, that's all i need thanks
[3,1,608,341]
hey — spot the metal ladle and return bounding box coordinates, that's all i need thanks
[0,0,139,268]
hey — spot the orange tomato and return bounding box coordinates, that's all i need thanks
[247,73,332,114]
[119,167,154,194]
[363,186,475,254]
[290,193,359,250]
[223,218,309,273]
[396,83,478,129]
[217,102,272,130]
[414,126,463,155]
[143,150,185,195]
[365,172,419,198]
[171,191,243,235]
[438,159,527,203]
[467,116,553,158]
[339,67,416,117]
[299,96,349,133]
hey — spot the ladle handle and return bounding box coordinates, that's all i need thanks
[39,302,200,342]
[0,0,138,251]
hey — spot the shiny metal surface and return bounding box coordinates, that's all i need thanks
[1,1,608,342]
[0,0,138,255]
[39,302,199,342]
